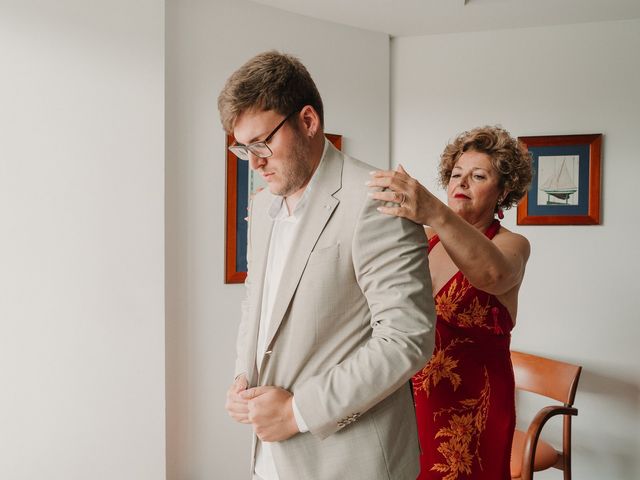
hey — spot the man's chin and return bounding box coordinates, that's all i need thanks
[268,182,297,197]
[268,185,283,196]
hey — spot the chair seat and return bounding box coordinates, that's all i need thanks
[510,429,560,478]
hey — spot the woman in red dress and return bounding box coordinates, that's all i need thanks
[368,126,533,479]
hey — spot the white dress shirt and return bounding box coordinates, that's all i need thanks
[253,143,327,480]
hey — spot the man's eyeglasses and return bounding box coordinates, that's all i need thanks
[228,109,299,161]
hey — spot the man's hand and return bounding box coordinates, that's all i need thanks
[225,375,250,424]
[241,386,299,442]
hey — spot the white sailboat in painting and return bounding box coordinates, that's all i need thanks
[538,155,579,205]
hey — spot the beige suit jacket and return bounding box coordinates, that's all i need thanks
[236,141,436,480]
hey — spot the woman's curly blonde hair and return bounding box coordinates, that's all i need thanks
[439,126,532,211]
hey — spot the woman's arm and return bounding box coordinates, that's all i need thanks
[368,167,530,295]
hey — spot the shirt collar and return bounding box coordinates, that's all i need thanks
[267,139,329,220]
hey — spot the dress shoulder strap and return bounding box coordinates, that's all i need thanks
[485,219,501,240]
[427,233,441,253]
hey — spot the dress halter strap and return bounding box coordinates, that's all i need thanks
[427,219,501,253]
[485,219,502,240]
[427,233,441,252]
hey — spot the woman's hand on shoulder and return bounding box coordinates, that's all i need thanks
[367,165,440,226]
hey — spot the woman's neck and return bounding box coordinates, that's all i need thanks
[463,214,496,232]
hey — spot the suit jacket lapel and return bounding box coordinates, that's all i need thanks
[263,143,344,353]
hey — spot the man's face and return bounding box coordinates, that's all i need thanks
[233,109,313,197]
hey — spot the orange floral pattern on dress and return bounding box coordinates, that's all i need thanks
[457,296,491,328]
[414,336,473,397]
[431,368,491,480]
[437,278,500,332]
[435,278,471,322]
[415,221,514,480]
[432,436,473,480]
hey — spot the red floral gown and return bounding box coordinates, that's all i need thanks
[413,220,515,480]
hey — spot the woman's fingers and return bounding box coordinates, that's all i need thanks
[369,190,406,205]
[366,175,391,189]
[377,204,404,217]
[371,190,410,220]
[368,169,409,189]
[370,166,432,226]
[369,169,395,178]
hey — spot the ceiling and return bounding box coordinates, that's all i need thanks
[249,0,640,37]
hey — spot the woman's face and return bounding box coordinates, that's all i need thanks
[446,150,504,224]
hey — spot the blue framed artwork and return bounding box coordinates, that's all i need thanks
[225,133,343,283]
[517,134,602,225]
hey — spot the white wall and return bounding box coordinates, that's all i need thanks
[165,1,390,479]
[5,3,635,479]
[0,1,166,479]
[392,19,640,480]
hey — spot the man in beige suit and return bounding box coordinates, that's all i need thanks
[219,51,436,480]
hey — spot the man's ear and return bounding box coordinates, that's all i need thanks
[298,105,321,138]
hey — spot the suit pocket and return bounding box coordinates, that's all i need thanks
[307,243,340,265]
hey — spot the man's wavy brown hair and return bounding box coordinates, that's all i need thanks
[439,126,532,210]
[218,50,324,134]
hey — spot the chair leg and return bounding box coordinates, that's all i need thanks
[563,416,572,480]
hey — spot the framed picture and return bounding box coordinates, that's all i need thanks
[225,133,342,284]
[517,133,602,225]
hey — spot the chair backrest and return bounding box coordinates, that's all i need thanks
[511,351,582,405]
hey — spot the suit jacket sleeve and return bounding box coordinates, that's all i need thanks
[234,198,254,380]
[294,194,436,439]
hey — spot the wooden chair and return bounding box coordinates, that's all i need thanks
[510,350,582,480]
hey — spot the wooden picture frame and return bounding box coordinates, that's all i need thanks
[517,134,602,225]
[225,134,342,284]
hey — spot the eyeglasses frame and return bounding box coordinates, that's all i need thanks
[228,109,299,161]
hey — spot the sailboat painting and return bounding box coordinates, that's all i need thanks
[517,133,602,225]
[537,155,579,206]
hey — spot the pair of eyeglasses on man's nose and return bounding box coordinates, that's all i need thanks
[228,109,299,161]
